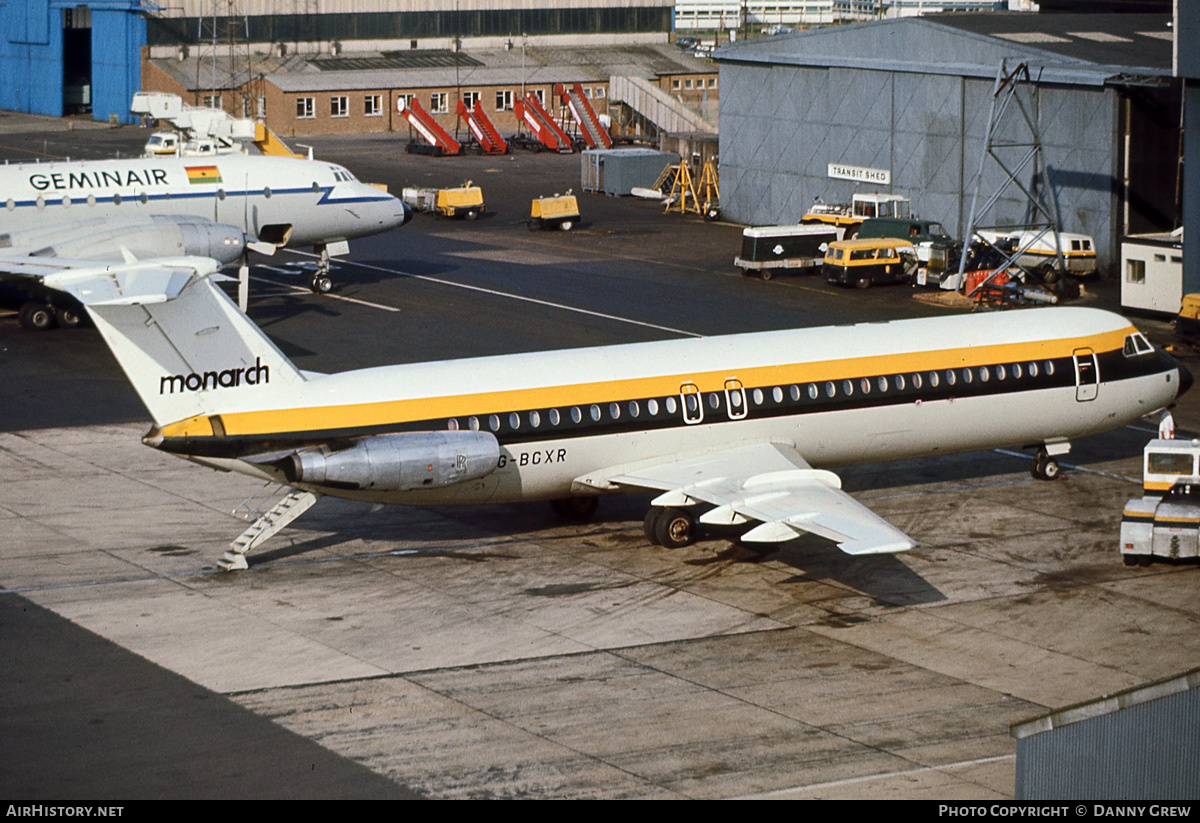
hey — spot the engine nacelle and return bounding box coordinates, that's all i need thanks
[283,431,500,492]
[2,216,248,265]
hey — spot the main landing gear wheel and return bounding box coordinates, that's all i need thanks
[311,274,333,294]
[1031,450,1061,481]
[18,301,56,331]
[643,507,664,545]
[654,507,697,549]
[550,496,599,521]
[55,306,83,328]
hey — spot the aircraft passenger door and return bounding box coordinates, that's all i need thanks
[680,382,704,424]
[1074,348,1099,402]
[724,379,747,420]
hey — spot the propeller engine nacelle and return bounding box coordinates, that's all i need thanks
[3,215,250,265]
[282,431,500,492]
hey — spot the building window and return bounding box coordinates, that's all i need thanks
[495,90,513,111]
[462,91,480,110]
[533,89,545,105]
[296,97,315,119]
[203,94,222,109]
[594,86,606,99]
[397,93,415,112]
[364,94,382,117]
[430,93,448,113]
[672,79,681,90]
[708,78,718,89]
[584,87,592,98]
[684,79,693,89]
[331,96,348,118]
[257,96,266,118]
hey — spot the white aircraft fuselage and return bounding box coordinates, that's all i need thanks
[0,154,409,249]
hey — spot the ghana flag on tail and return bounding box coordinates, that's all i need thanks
[185,165,222,185]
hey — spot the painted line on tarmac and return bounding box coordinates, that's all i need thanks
[282,249,703,338]
[251,273,402,313]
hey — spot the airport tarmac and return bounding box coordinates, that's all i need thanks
[1,117,1199,799]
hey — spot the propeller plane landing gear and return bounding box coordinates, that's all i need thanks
[311,246,334,294]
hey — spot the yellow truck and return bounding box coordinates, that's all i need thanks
[529,192,580,231]
[402,182,484,220]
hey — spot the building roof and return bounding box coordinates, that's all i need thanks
[714,13,1173,87]
[151,43,715,94]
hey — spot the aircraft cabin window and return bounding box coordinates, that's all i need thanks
[979,366,990,382]
[5,199,13,210]
[549,409,560,426]
[312,182,320,192]
[1012,363,1023,379]
[263,187,272,198]
[859,378,871,394]
[665,397,678,415]
[609,403,621,419]
[62,196,71,208]
[898,374,909,390]
[1044,360,1055,376]
[509,413,520,429]
[961,368,973,384]
[590,405,601,422]
[773,387,784,403]
[113,193,122,206]
[995,365,1006,380]
[707,393,720,410]
[86,195,95,207]
[489,414,500,432]
[629,401,640,417]
[842,379,854,396]
[447,418,459,431]
[36,196,45,210]
[807,384,818,400]
[729,393,741,409]
[647,399,659,416]
[789,385,801,402]
[825,381,836,398]
[529,411,541,428]
[468,416,480,431]
[571,407,582,424]
[878,376,889,393]
[945,369,956,386]
[215,190,225,201]
[752,389,764,406]
[1028,362,1039,378]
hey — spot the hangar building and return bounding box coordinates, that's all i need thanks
[714,13,1180,273]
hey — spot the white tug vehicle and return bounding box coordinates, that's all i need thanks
[1120,438,1200,565]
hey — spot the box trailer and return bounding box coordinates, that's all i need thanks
[735,224,842,279]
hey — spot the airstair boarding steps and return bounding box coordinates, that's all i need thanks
[398,97,462,156]
[456,100,508,154]
[219,489,321,570]
[559,83,611,149]
[515,93,573,153]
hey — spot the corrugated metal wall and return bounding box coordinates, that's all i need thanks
[1015,686,1200,800]
[0,0,145,124]
[718,61,1119,270]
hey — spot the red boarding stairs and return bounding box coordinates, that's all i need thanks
[514,92,573,153]
[557,83,611,149]
[397,97,461,156]
[456,100,508,155]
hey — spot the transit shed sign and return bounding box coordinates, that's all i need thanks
[828,163,891,185]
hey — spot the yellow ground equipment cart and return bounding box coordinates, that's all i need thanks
[530,192,580,231]
[401,182,484,219]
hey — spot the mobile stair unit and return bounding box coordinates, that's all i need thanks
[398,97,461,156]
[558,83,611,149]
[515,92,573,153]
[457,100,508,154]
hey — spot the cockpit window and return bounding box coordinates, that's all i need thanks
[328,165,357,182]
[1123,333,1154,357]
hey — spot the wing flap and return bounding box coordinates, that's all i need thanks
[598,441,916,556]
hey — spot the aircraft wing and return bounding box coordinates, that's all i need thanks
[576,442,916,555]
[0,253,218,305]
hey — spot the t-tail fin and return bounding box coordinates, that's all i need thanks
[31,255,305,426]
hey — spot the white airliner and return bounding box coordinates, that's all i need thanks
[0,153,411,326]
[2,252,1190,570]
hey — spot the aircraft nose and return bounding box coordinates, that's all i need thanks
[397,200,413,227]
[1178,360,1194,399]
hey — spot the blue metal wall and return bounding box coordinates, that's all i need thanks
[0,0,145,124]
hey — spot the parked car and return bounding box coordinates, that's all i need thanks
[823,238,917,289]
